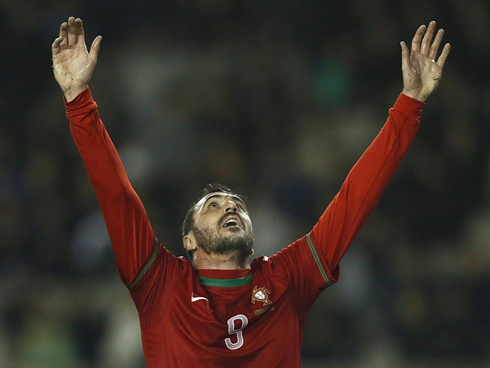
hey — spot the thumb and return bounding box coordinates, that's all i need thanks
[89,36,103,61]
[400,41,410,71]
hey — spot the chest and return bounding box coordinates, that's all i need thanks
[144,272,297,351]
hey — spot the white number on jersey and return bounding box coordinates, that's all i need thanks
[225,314,248,350]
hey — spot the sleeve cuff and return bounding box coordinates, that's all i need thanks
[64,87,97,118]
[392,93,425,119]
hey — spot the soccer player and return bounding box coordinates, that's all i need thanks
[52,17,450,367]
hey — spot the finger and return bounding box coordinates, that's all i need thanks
[75,18,86,46]
[421,21,436,55]
[67,16,77,45]
[59,22,68,46]
[411,24,426,53]
[400,41,410,71]
[429,29,444,60]
[437,43,451,68]
[89,36,103,61]
[52,37,63,56]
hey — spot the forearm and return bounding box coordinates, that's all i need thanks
[66,88,156,283]
[66,88,131,200]
[341,93,423,207]
[311,94,424,271]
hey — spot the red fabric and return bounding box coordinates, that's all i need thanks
[66,89,423,367]
[310,93,423,281]
[66,88,157,286]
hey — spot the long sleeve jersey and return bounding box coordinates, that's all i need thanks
[66,88,423,367]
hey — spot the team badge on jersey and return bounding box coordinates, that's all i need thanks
[251,285,272,306]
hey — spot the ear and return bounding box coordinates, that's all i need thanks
[183,232,197,252]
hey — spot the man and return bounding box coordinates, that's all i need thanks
[52,17,450,367]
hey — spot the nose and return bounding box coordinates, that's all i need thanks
[224,201,238,213]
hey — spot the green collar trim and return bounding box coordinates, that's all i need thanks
[198,273,253,287]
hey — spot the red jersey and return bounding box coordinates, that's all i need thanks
[66,88,423,367]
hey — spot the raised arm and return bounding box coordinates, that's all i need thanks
[309,21,450,281]
[52,17,159,287]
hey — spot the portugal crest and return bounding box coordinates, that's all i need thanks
[251,285,272,306]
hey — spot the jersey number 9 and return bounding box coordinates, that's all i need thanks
[225,314,248,350]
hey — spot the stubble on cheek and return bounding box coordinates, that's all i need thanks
[192,227,218,255]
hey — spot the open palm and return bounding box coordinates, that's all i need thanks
[52,17,102,101]
[401,21,450,102]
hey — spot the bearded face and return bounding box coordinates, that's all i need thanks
[186,192,254,265]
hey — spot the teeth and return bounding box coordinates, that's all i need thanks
[225,219,238,227]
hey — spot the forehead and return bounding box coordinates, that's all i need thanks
[194,192,246,211]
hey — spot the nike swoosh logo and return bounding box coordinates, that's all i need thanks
[191,293,209,303]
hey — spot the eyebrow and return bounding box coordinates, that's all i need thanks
[202,194,246,209]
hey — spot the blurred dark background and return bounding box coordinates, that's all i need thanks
[1,0,489,367]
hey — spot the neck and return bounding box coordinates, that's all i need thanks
[192,248,250,270]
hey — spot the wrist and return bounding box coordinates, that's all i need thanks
[63,86,88,103]
[401,89,430,102]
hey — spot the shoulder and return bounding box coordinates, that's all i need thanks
[251,255,271,267]
[251,236,310,266]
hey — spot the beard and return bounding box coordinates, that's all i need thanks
[192,225,254,264]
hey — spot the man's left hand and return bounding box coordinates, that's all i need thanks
[401,21,450,102]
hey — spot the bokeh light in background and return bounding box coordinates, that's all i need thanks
[1,0,489,367]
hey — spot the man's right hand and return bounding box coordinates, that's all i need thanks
[52,17,102,102]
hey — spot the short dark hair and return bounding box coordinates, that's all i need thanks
[182,183,247,259]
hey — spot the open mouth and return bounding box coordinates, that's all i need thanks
[221,216,242,229]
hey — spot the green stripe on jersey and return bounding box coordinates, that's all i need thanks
[128,241,159,289]
[306,233,332,286]
[199,274,253,287]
